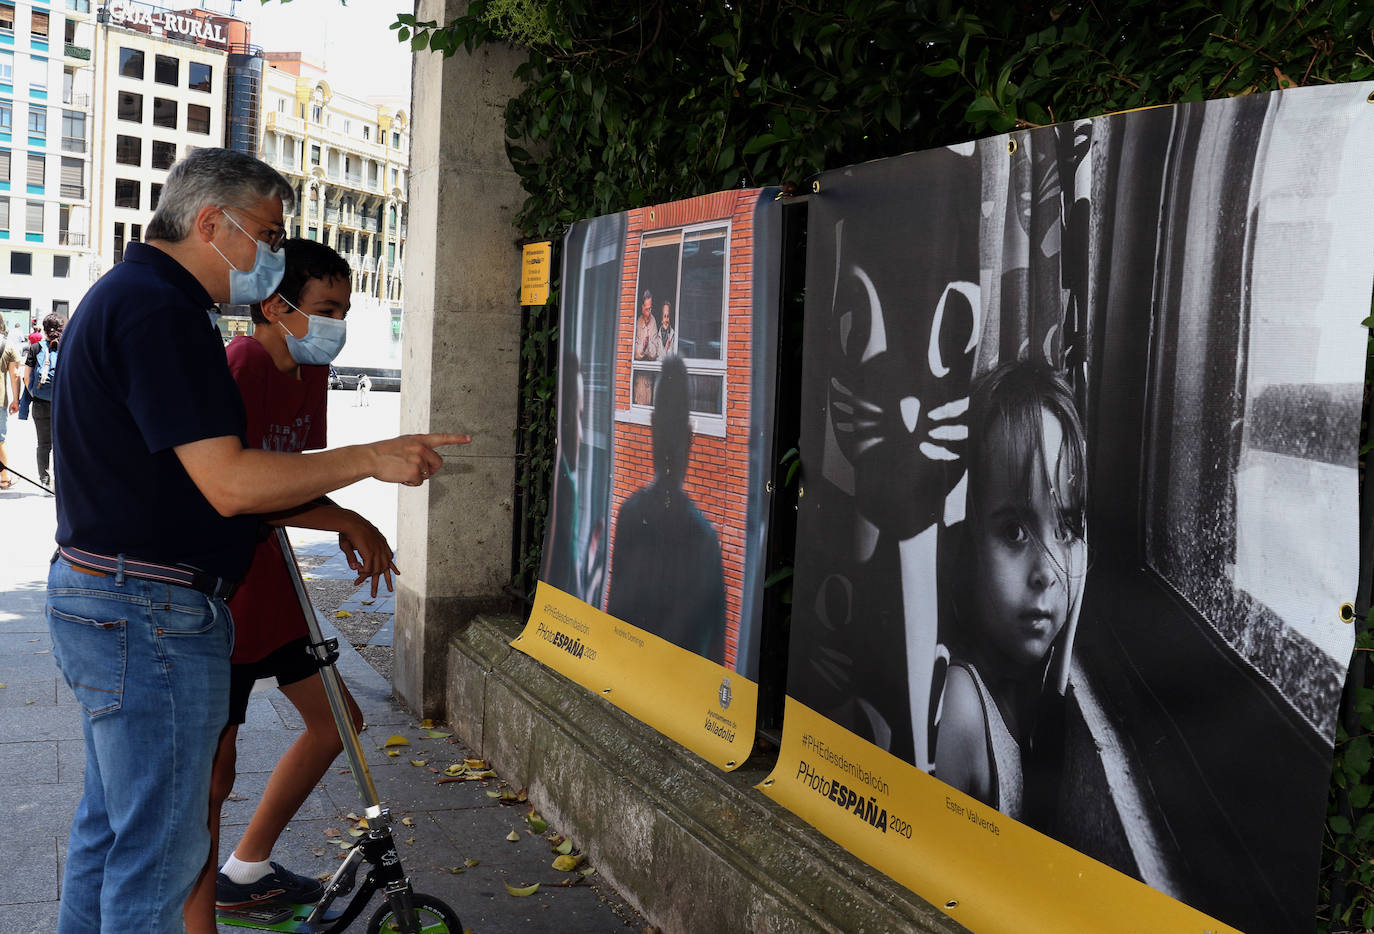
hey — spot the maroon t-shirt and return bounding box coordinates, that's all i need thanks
[225,335,328,663]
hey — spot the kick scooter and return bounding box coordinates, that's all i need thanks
[217,528,462,933]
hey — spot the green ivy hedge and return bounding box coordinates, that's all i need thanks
[397,1,1374,928]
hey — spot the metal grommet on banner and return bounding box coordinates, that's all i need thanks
[725,760,736,768]
[1367,89,1374,103]
[1340,602,1356,623]
[649,210,656,222]
[1007,138,1018,155]
[601,687,612,694]
[811,179,820,194]
[798,485,805,499]
[944,900,959,910]
[765,480,775,494]
[761,778,774,787]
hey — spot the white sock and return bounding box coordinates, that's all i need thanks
[221,854,272,884]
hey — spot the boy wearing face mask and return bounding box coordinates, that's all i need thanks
[183,238,393,930]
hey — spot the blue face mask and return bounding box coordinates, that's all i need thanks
[278,297,348,365]
[211,209,286,305]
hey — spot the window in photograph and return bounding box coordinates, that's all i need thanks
[0,4,13,32]
[28,59,45,94]
[115,134,139,165]
[0,150,10,182]
[0,102,11,131]
[63,17,73,43]
[0,198,9,230]
[117,91,141,122]
[59,156,81,197]
[149,182,161,210]
[29,9,45,38]
[391,131,400,148]
[0,50,13,81]
[10,250,29,274]
[310,143,320,165]
[113,221,123,262]
[151,97,176,129]
[25,199,40,233]
[188,61,210,92]
[153,54,177,85]
[363,125,370,141]
[60,109,83,151]
[53,254,68,277]
[150,138,175,169]
[130,222,140,242]
[118,46,143,79]
[27,104,44,135]
[186,103,209,134]
[629,224,729,419]
[114,177,139,209]
[25,152,41,187]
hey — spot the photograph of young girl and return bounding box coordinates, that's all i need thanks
[785,83,1374,934]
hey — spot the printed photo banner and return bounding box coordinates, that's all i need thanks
[517,188,781,769]
[761,83,1374,933]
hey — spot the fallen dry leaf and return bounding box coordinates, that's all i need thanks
[383,734,410,748]
[505,830,520,842]
[552,853,585,872]
[525,812,548,834]
[322,827,342,838]
[401,817,415,827]
[504,882,539,897]
[409,759,428,767]
[554,839,573,856]
[464,858,480,868]
[335,609,352,618]
[420,718,435,729]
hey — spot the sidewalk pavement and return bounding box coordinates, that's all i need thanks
[0,412,646,934]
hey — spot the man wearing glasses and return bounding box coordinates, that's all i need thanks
[45,147,468,934]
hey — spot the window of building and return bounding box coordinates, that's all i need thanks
[152,97,175,129]
[392,131,400,148]
[390,167,398,187]
[0,102,10,131]
[363,125,370,141]
[154,54,177,85]
[149,182,161,210]
[53,254,69,277]
[59,156,80,197]
[0,50,13,82]
[61,67,73,103]
[276,98,285,113]
[115,134,139,165]
[113,221,123,262]
[311,104,322,123]
[114,178,139,209]
[0,198,9,229]
[130,222,141,242]
[117,91,141,123]
[25,199,41,233]
[343,119,350,134]
[30,10,47,39]
[629,224,730,418]
[11,251,29,274]
[0,4,13,32]
[310,144,320,166]
[60,109,83,151]
[188,61,211,92]
[186,104,209,135]
[150,139,175,170]
[118,47,143,79]
[0,150,10,182]
[307,227,317,241]
[28,59,45,94]
[65,0,90,12]
[63,17,73,43]
[27,105,45,135]
[25,152,42,187]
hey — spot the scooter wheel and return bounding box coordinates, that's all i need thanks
[365,892,462,933]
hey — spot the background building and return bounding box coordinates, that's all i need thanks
[258,51,408,373]
[0,0,98,334]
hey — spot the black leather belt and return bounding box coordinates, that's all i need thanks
[57,546,239,600]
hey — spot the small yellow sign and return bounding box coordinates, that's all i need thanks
[520,241,552,306]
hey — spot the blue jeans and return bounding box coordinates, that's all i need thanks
[47,558,233,934]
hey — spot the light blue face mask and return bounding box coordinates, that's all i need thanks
[278,297,348,365]
[211,209,286,305]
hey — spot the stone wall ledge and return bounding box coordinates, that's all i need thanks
[444,613,969,934]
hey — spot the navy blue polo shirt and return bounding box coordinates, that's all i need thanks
[53,242,257,581]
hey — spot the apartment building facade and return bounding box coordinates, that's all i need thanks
[0,0,97,335]
[259,52,408,315]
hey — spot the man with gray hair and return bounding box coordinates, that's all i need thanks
[46,147,468,933]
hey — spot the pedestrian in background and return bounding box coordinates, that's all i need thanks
[21,313,61,488]
[0,320,19,490]
[356,371,372,407]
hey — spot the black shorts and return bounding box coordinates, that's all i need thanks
[227,636,325,726]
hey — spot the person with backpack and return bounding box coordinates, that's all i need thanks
[21,313,61,487]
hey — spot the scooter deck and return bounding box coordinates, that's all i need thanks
[216,901,348,932]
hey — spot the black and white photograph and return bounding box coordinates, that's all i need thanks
[786,83,1374,934]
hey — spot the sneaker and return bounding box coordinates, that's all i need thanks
[215,862,324,908]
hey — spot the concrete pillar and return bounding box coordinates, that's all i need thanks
[395,0,526,715]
